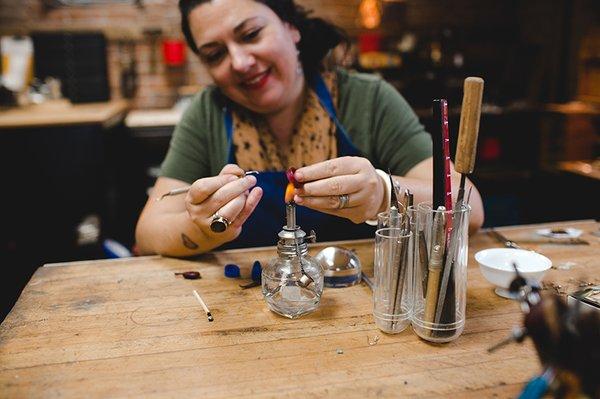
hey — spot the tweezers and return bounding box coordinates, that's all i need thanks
[388,171,401,211]
[157,170,259,201]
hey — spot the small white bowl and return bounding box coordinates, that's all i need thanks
[475,248,552,296]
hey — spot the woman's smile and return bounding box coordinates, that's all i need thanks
[240,68,271,90]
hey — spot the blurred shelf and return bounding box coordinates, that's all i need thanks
[556,160,600,181]
[0,99,129,129]
[544,101,600,115]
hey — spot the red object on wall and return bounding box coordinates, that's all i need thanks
[480,137,502,161]
[358,32,382,53]
[162,39,186,67]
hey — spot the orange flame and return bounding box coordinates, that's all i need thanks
[285,182,295,204]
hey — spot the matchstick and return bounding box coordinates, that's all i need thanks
[193,290,214,322]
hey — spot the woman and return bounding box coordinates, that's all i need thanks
[135,0,484,256]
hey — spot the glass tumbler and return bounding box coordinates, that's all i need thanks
[411,202,470,343]
[377,210,408,230]
[373,227,413,334]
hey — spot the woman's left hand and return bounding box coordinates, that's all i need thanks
[293,156,385,223]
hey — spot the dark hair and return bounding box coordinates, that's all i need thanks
[178,0,348,77]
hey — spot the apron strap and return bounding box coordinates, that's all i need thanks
[311,74,352,144]
[224,107,235,164]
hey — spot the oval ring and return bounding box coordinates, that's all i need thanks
[210,212,230,233]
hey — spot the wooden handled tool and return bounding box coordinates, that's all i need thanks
[423,209,446,325]
[429,78,484,337]
[456,77,484,175]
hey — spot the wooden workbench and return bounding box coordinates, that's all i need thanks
[0,99,129,129]
[1,220,598,398]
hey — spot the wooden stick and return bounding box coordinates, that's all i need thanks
[455,77,484,205]
[423,245,444,325]
[423,210,446,326]
[456,77,484,175]
[192,290,214,322]
[418,229,429,296]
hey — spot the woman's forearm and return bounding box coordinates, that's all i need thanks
[135,210,216,257]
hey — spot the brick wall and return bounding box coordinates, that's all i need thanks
[0,0,516,109]
[0,0,364,108]
[1,0,597,108]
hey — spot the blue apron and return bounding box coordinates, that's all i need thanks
[222,75,375,249]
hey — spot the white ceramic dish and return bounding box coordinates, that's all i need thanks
[474,248,552,297]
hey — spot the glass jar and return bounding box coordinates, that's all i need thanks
[373,227,413,334]
[411,202,470,343]
[262,227,324,319]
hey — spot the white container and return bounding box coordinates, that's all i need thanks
[475,248,552,296]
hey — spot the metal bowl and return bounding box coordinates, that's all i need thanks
[314,246,362,288]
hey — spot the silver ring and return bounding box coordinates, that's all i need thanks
[338,194,349,209]
[210,212,230,233]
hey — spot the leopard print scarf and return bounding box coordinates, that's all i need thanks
[231,72,338,171]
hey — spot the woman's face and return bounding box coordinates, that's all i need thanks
[189,0,303,115]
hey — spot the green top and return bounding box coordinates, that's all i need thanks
[161,69,432,183]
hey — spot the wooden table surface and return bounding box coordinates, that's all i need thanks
[1,220,598,398]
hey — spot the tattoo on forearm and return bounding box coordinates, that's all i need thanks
[181,233,199,249]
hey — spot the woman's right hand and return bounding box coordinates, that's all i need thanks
[185,164,263,246]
